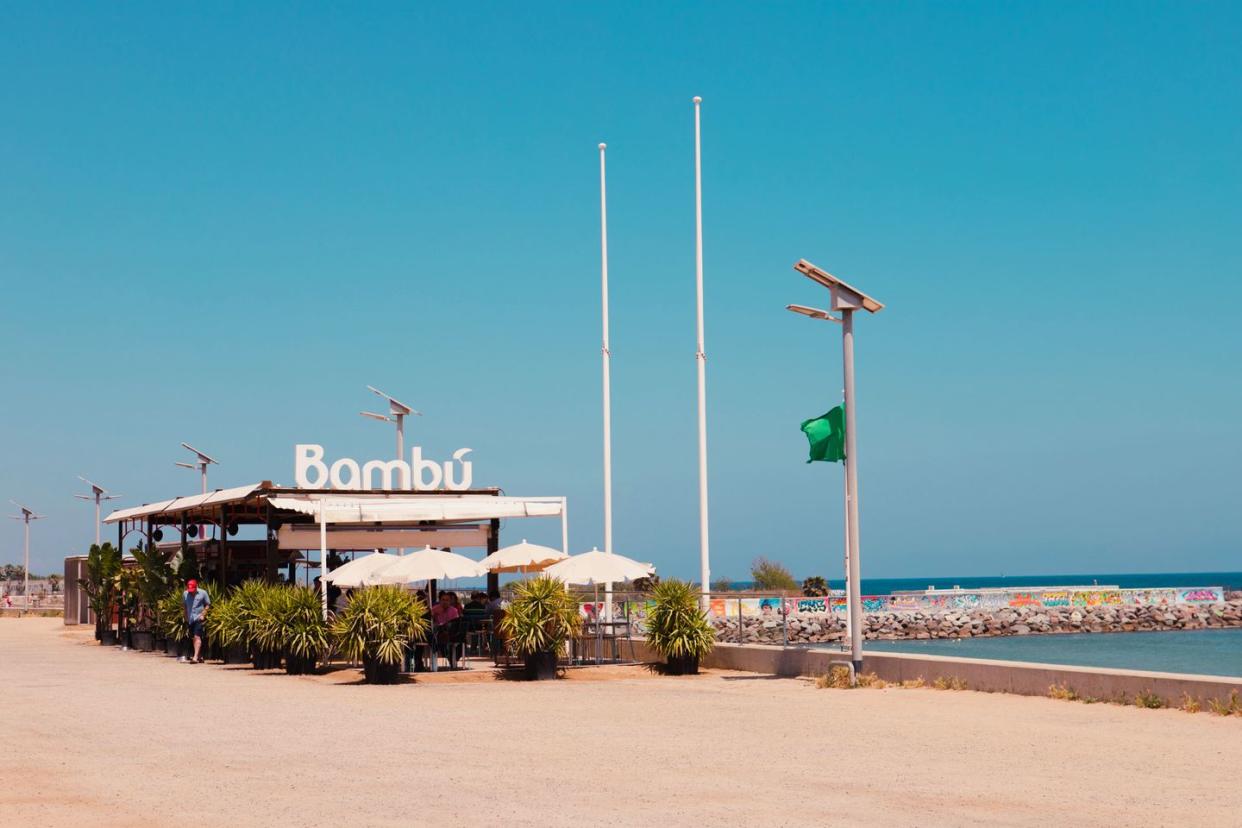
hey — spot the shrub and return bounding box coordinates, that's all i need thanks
[1180,694,1202,714]
[934,676,967,691]
[856,672,886,689]
[815,666,854,689]
[645,579,715,662]
[710,576,733,593]
[79,543,122,637]
[330,584,430,668]
[750,557,798,592]
[801,576,829,597]
[499,577,581,657]
[1134,690,1166,709]
[900,677,925,689]
[157,590,188,643]
[1207,691,1240,716]
[1048,684,1079,702]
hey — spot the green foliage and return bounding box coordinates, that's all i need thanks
[330,585,430,666]
[631,575,660,593]
[801,576,829,597]
[933,675,968,691]
[211,580,269,649]
[254,586,329,660]
[79,543,122,629]
[710,576,733,593]
[156,589,189,641]
[499,577,581,657]
[645,578,716,660]
[750,557,798,592]
[1134,690,1166,709]
[1207,690,1240,716]
[1048,684,1079,701]
[130,544,175,629]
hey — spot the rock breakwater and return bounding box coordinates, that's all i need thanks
[710,600,1242,645]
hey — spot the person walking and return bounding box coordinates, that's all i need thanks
[181,579,210,663]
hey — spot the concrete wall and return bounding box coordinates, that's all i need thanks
[633,640,1242,707]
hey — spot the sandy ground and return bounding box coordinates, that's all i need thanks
[2,618,1240,827]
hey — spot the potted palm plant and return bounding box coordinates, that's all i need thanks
[330,585,429,684]
[79,543,122,645]
[645,579,715,675]
[205,589,248,664]
[499,577,581,680]
[158,590,189,657]
[254,586,328,675]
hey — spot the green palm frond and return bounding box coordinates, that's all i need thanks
[645,578,716,659]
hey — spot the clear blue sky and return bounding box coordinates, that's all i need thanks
[2,2,1239,580]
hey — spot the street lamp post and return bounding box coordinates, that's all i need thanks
[787,259,884,672]
[8,501,45,613]
[360,385,420,475]
[361,386,421,556]
[75,476,120,546]
[177,443,218,547]
[598,141,615,619]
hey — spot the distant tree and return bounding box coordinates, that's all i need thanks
[631,575,660,593]
[710,576,733,593]
[750,557,798,593]
[801,576,829,597]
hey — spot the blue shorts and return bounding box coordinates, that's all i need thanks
[189,620,206,639]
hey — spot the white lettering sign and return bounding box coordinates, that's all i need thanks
[294,444,474,491]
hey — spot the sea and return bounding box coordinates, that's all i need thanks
[747,571,1242,677]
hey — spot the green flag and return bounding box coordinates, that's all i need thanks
[800,406,845,463]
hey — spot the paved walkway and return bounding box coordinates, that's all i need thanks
[2,618,1240,826]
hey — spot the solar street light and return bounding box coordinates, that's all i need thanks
[361,386,420,462]
[75,476,121,545]
[8,501,44,611]
[787,259,884,674]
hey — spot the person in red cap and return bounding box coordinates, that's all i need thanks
[182,579,211,663]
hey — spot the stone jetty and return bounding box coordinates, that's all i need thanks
[710,598,1242,646]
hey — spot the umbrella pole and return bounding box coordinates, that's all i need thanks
[594,583,601,665]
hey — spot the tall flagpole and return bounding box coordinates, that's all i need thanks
[693,96,711,610]
[599,142,614,619]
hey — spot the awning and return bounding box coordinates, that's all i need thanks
[266,494,563,523]
[103,483,264,524]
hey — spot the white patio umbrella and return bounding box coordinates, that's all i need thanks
[543,547,654,585]
[374,546,489,673]
[322,551,399,587]
[376,545,488,583]
[478,539,567,575]
[543,548,654,665]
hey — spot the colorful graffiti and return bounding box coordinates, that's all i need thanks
[1072,590,1123,607]
[1042,591,1070,607]
[1180,588,1224,604]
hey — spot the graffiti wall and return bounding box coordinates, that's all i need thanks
[766,586,1223,616]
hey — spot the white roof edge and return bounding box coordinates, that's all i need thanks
[102,483,263,524]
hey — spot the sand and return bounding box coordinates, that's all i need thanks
[2,618,1239,827]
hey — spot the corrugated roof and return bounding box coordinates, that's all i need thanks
[103,483,263,524]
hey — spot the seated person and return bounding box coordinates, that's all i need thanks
[430,592,461,627]
[464,591,487,612]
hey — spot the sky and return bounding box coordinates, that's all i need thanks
[1,2,1240,581]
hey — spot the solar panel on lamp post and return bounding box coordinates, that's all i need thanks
[787,259,884,674]
[8,501,45,614]
[178,443,218,546]
[75,476,121,546]
[363,385,420,465]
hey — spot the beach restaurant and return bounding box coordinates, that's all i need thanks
[63,443,567,624]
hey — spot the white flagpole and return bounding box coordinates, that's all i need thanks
[599,142,614,621]
[693,96,711,611]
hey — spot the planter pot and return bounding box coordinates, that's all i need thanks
[94,626,102,641]
[165,638,184,657]
[223,643,248,664]
[153,636,166,652]
[121,630,133,649]
[252,648,282,670]
[523,650,559,681]
[665,654,700,676]
[284,653,317,675]
[131,631,155,652]
[100,629,117,646]
[362,656,401,685]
